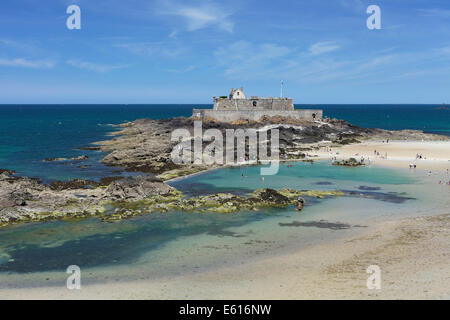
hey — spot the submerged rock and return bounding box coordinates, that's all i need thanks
[279,220,367,230]
[44,155,88,162]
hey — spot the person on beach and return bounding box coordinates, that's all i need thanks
[296,198,305,211]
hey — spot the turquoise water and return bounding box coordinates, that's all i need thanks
[170,161,416,196]
[0,104,203,182]
[0,104,448,182]
[0,162,423,278]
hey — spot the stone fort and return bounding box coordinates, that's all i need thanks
[193,87,322,122]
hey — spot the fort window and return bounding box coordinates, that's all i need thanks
[253,101,257,107]
[312,113,316,119]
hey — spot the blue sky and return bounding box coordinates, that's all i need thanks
[0,0,449,104]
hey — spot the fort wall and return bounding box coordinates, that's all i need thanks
[194,88,323,122]
[213,97,294,111]
[192,109,323,122]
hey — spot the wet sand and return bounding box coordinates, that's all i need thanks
[1,213,448,300]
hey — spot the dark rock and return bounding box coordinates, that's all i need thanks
[358,186,381,191]
[279,220,367,230]
[99,176,125,186]
[49,179,99,191]
[0,169,15,175]
[8,191,33,206]
[77,146,101,151]
[332,158,365,167]
[253,188,290,204]
[44,157,68,162]
[104,174,169,200]
[71,155,89,161]
[314,181,334,185]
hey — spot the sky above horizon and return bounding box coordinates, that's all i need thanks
[0,0,449,104]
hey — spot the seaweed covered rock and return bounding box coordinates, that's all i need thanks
[279,188,345,199]
[332,158,365,167]
[1,174,349,226]
[250,188,290,205]
[105,188,304,219]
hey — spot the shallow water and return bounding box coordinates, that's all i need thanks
[1,162,447,289]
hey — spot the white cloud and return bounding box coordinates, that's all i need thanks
[308,42,340,55]
[339,0,365,12]
[0,58,55,68]
[212,40,433,84]
[214,41,291,77]
[114,42,186,58]
[166,65,196,73]
[158,0,234,33]
[0,39,39,52]
[439,46,450,55]
[67,60,129,72]
[418,8,450,19]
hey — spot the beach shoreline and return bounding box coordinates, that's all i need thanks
[165,139,450,184]
[1,211,448,300]
[312,140,450,172]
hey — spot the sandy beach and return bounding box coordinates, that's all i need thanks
[1,213,448,300]
[314,140,450,172]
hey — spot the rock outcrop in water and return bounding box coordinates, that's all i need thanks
[0,171,172,227]
[95,117,375,179]
[332,158,365,167]
[0,169,352,227]
[94,116,445,181]
[0,170,417,227]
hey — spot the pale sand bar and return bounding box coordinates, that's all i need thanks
[313,140,450,172]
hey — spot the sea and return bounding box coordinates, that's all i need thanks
[0,104,448,182]
[0,104,449,281]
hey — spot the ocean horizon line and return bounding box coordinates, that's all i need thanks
[0,103,447,106]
